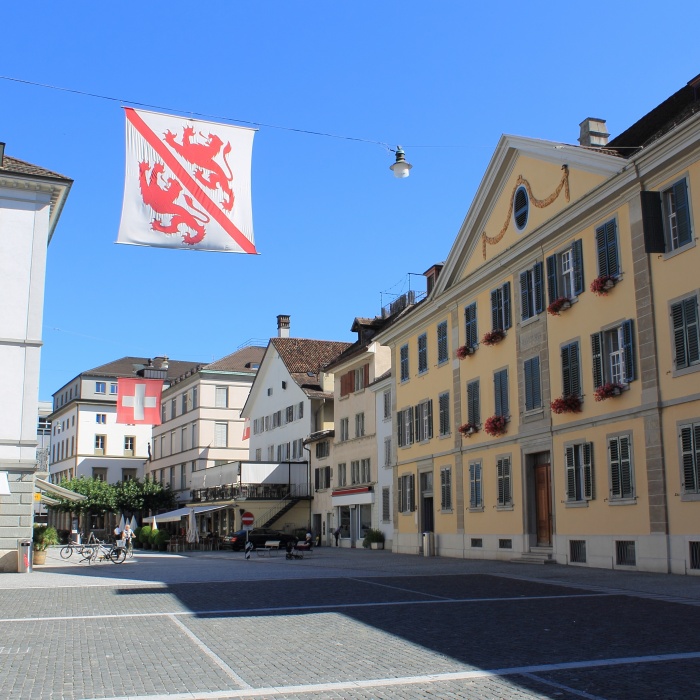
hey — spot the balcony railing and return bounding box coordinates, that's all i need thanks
[190,482,310,503]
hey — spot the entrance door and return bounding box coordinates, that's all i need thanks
[535,464,552,545]
[422,496,434,533]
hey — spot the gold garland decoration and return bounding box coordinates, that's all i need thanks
[481,164,570,259]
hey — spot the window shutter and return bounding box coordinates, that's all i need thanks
[673,179,692,248]
[497,457,511,505]
[680,425,698,493]
[565,446,576,500]
[622,320,636,382]
[572,239,584,295]
[596,220,619,278]
[494,371,503,416]
[414,404,420,442]
[491,289,500,331]
[609,437,621,498]
[364,363,370,387]
[465,303,478,347]
[583,442,594,500]
[619,436,632,498]
[562,343,580,397]
[685,298,700,366]
[427,399,434,439]
[640,190,666,253]
[503,281,512,329]
[407,406,414,444]
[398,476,404,512]
[671,301,687,369]
[397,410,404,447]
[591,332,604,389]
[437,321,448,362]
[469,463,477,508]
[520,271,531,321]
[467,380,480,425]
[314,469,320,490]
[534,262,545,314]
[409,474,416,511]
[562,344,572,396]
[524,357,541,411]
[546,255,559,304]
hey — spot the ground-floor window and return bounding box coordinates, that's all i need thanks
[337,503,372,542]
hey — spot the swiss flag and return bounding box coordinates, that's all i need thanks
[117,378,163,425]
[242,417,250,441]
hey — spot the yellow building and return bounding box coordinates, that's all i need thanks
[377,76,700,574]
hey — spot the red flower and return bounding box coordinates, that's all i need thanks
[590,275,617,296]
[550,394,582,414]
[482,329,506,346]
[458,422,479,437]
[594,382,625,401]
[484,415,507,436]
[547,297,571,316]
[456,345,475,359]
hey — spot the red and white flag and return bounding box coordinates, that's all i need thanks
[117,108,257,254]
[116,378,163,425]
[242,417,250,441]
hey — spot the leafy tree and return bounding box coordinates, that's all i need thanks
[50,477,117,532]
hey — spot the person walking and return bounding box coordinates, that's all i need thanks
[333,525,341,546]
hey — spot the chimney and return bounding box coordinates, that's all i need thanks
[0,142,5,168]
[277,314,290,338]
[578,118,609,147]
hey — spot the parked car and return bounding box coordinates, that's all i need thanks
[221,528,297,551]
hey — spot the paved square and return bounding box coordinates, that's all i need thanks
[1,548,699,699]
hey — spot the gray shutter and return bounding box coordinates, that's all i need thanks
[467,380,480,425]
[619,436,632,498]
[672,301,688,369]
[465,303,477,347]
[595,221,619,278]
[685,298,700,366]
[640,190,666,253]
[409,474,416,511]
[591,332,605,389]
[524,357,541,410]
[503,282,512,329]
[398,476,404,512]
[520,271,531,321]
[565,446,576,500]
[427,399,434,439]
[497,458,505,505]
[469,463,476,508]
[583,442,594,500]
[491,289,500,331]
[546,254,559,304]
[609,438,621,498]
[674,179,692,247]
[534,262,545,314]
[572,239,584,295]
[622,320,636,382]
[680,425,699,493]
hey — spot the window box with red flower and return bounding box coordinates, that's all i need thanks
[482,329,506,346]
[484,414,508,437]
[590,275,617,296]
[594,382,625,401]
[550,394,583,414]
[456,344,476,359]
[458,422,479,437]
[547,297,571,316]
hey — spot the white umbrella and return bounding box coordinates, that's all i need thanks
[130,515,138,530]
[118,514,126,532]
[151,515,158,531]
[186,508,199,544]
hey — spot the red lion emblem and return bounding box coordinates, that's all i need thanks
[164,126,235,211]
[138,162,210,245]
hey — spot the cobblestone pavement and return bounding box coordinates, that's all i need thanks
[1,547,699,699]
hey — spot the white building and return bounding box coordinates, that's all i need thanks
[0,145,71,571]
[371,370,394,549]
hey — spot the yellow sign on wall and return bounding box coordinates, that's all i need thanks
[34,492,42,501]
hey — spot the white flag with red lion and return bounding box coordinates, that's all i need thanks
[117,108,257,254]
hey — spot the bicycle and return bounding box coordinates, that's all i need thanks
[86,538,127,564]
[59,532,99,560]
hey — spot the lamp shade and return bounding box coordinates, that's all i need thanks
[390,146,412,179]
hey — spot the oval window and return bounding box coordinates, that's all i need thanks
[514,186,529,231]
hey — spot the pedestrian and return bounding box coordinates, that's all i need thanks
[114,524,122,539]
[122,523,133,542]
[333,525,341,546]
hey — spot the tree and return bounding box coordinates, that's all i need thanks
[50,477,117,533]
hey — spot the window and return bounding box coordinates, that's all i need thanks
[440,466,452,510]
[273,411,281,428]
[418,333,428,373]
[400,344,409,382]
[547,240,584,302]
[267,445,274,461]
[38,417,50,435]
[92,467,108,481]
[215,386,228,408]
[383,390,391,419]
[191,423,197,448]
[278,442,290,461]
[181,393,188,413]
[398,474,415,512]
[595,219,620,278]
[338,462,347,486]
[494,369,509,417]
[438,392,450,436]
[351,460,360,484]
[609,435,634,500]
[397,406,414,447]
[514,185,529,230]
[296,402,304,420]
[384,437,392,467]
[339,417,349,442]
[437,321,448,364]
[161,403,166,423]
[519,262,545,320]
[171,399,176,420]
[592,321,636,387]
[214,422,228,447]
[95,435,106,454]
[110,383,118,395]
[96,414,107,424]
[361,458,371,483]
[382,487,391,522]
[663,179,693,250]
[561,342,581,397]
[292,438,304,460]
[415,400,433,442]
[354,365,368,391]
[315,466,331,490]
[95,381,106,394]
[464,302,478,349]
[680,421,700,495]
[123,468,137,482]
[466,379,480,426]
[285,405,294,423]
[565,443,594,502]
[491,283,512,331]
[524,357,542,411]
[671,296,700,371]
[124,436,135,455]
[355,412,365,438]
[316,441,329,459]
[181,427,188,451]
[497,456,512,507]
[469,461,483,509]
[255,448,261,461]
[192,387,197,409]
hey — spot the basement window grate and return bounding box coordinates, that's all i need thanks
[616,540,636,566]
[690,542,700,570]
[498,539,512,549]
[471,538,483,548]
[570,539,586,563]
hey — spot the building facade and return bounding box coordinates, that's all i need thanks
[0,146,71,571]
[377,76,700,574]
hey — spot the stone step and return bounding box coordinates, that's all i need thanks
[510,550,555,565]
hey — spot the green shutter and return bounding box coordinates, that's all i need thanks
[469,463,476,508]
[622,320,636,382]
[673,179,692,247]
[546,254,558,304]
[680,425,699,493]
[503,281,512,329]
[534,261,545,314]
[583,442,594,500]
[520,271,531,321]
[641,190,666,253]
[619,436,633,498]
[591,332,604,389]
[491,289,500,331]
[572,239,584,295]
[565,446,576,500]
[609,438,621,498]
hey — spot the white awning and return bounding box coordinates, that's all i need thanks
[35,478,87,502]
[142,505,227,524]
[0,471,10,496]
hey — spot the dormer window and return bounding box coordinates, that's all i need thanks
[514,186,529,231]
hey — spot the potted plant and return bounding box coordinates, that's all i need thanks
[484,415,508,437]
[590,275,617,296]
[458,422,479,437]
[456,344,476,359]
[594,382,625,401]
[482,329,506,346]
[362,528,385,550]
[33,524,59,565]
[547,297,572,315]
[550,394,583,414]
[139,524,152,549]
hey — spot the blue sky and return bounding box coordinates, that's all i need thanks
[2,2,698,400]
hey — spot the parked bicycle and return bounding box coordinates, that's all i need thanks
[59,532,100,561]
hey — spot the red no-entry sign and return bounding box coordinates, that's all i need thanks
[241,512,254,526]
